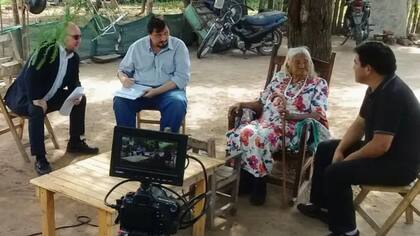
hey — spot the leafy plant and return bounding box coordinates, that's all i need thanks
[30,0,89,70]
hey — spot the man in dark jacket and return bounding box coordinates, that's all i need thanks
[5,22,98,175]
[297,41,420,236]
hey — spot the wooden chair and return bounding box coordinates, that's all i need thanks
[0,82,60,163]
[354,174,420,236]
[187,137,242,229]
[227,43,336,206]
[136,109,186,134]
[0,32,59,163]
[0,32,23,85]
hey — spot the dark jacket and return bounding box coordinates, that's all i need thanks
[5,44,81,113]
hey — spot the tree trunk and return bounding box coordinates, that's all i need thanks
[288,0,333,61]
[146,0,153,15]
[11,0,20,25]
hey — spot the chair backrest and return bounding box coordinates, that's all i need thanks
[187,137,216,158]
[137,109,186,134]
[264,43,336,89]
[0,32,23,85]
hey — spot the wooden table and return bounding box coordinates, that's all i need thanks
[30,152,224,236]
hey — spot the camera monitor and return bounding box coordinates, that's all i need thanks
[110,126,188,186]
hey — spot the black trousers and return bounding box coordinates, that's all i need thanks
[310,139,418,234]
[14,89,86,156]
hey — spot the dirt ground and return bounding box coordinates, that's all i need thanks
[1,36,420,236]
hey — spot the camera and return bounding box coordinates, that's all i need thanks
[106,127,206,236]
[115,183,187,236]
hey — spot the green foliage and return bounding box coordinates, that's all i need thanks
[0,0,12,5]
[30,0,90,70]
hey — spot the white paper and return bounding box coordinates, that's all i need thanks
[59,87,85,116]
[113,84,152,100]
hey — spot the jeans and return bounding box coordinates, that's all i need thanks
[113,89,187,133]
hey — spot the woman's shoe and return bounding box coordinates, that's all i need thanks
[249,176,266,206]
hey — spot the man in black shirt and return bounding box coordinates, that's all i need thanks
[4,22,99,175]
[297,41,420,236]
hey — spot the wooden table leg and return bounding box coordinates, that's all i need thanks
[98,209,113,236]
[37,186,55,236]
[192,178,206,236]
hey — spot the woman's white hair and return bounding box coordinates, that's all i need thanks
[283,46,317,77]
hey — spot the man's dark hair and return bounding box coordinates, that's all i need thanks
[354,41,397,76]
[147,16,166,34]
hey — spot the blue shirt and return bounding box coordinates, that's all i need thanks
[118,36,190,90]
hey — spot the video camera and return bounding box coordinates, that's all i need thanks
[105,126,208,236]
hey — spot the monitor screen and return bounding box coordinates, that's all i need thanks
[110,126,188,186]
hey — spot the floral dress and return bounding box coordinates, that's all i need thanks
[226,72,330,178]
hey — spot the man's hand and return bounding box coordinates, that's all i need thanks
[71,96,83,105]
[121,77,135,88]
[143,88,159,98]
[33,99,47,113]
[332,149,345,163]
[229,102,243,118]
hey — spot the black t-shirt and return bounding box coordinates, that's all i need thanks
[359,75,420,171]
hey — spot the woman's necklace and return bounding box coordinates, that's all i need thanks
[283,76,308,100]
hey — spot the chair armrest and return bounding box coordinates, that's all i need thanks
[227,103,262,130]
[225,152,242,170]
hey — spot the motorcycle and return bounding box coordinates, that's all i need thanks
[197,3,287,59]
[341,0,371,45]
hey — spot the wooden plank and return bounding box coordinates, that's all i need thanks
[336,0,346,33]
[0,92,30,162]
[38,187,56,236]
[377,180,420,235]
[407,1,416,34]
[332,0,341,33]
[0,56,12,63]
[0,34,11,44]
[31,175,115,211]
[411,3,419,33]
[98,209,114,236]
[48,173,131,204]
[68,162,138,193]
[30,153,224,213]
[415,10,420,34]
[50,167,129,197]
[192,178,206,236]
[0,60,21,78]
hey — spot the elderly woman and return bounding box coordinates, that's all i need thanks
[226,47,330,205]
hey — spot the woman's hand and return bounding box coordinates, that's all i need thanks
[309,111,322,121]
[271,92,286,112]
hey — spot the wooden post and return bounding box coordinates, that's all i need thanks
[11,0,20,25]
[146,0,154,15]
[332,0,341,34]
[98,209,113,236]
[411,2,419,34]
[192,179,206,236]
[38,187,56,236]
[336,0,346,34]
[407,0,415,35]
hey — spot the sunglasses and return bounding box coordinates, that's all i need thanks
[69,34,81,40]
